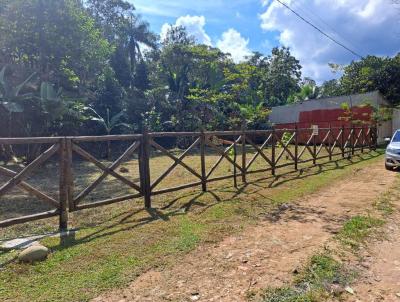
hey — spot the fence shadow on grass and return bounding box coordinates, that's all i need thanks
[46,149,384,253]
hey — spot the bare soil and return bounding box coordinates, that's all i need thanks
[343,211,400,302]
[92,161,397,302]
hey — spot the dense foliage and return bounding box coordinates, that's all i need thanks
[0,0,399,138]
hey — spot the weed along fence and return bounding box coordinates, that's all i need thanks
[0,125,377,231]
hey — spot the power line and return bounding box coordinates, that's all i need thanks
[291,0,360,53]
[273,0,363,58]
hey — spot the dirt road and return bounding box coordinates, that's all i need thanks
[344,211,400,302]
[92,161,397,302]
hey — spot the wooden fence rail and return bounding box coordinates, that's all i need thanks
[0,125,377,230]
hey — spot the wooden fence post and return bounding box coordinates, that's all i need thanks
[59,138,68,231]
[65,138,74,211]
[312,129,317,165]
[233,139,238,188]
[241,124,247,184]
[328,124,332,161]
[351,124,355,156]
[140,127,151,208]
[200,130,207,192]
[341,125,345,158]
[361,127,364,153]
[372,125,377,150]
[294,124,298,171]
[271,127,276,176]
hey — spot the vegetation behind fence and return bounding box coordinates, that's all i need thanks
[0,126,377,231]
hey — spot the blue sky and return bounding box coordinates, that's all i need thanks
[131,0,400,83]
[132,0,272,51]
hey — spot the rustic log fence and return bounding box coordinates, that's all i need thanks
[0,125,377,231]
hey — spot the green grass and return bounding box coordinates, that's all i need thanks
[373,191,395,216]
[259,253,352,302]
[338,215,384,249]
[0,151,385,302]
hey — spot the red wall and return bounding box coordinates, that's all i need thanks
[275,107,373,144]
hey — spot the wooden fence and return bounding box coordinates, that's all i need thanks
[0,125,377,231]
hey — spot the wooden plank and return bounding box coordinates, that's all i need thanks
[271,128,276,176]
[65,138,74,210]
[275,132,296,164]
[298,133,314,160]
[312,131,317,165]
[0,209,59,228]
[142,129,151,208]
[205,138,243,174]
[353,127,363,150]
[233,139,237,188]
[200,131,207,192]
[72,134,142,142]
[0,144,59,198]
[329,130,341,152]
[241,129,247,184]
[341,126,345,158]
[206,130,246,136]
[245,135,273,170]
[72,143,141,192]
[0,166,59,208]
[205,136,241,179]
[59,139,68,231]
[315,130,330,157]
[207,173,242,183]
[149,139,202,180]
[150,138,200,190]
[294,124,298,171]
[73,193,141,211]
[0,137,60,144]
[149,131,199,137]
[151,181,202,196]
[245,168,272,175]
[73,141,140,204]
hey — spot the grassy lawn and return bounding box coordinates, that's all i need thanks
[0,149,384,302]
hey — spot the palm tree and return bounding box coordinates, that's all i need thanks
[124,15,158,86]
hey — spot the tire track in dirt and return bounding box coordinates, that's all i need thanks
[92,161,396,302]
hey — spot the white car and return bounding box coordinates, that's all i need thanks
[385,129,400,170]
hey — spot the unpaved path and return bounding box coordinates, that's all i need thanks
[344,209,400,302]
[93,161,396,302]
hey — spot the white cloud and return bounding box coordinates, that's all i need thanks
[260,0,400,82]
[217,28,252,63]
[160,15,212,46]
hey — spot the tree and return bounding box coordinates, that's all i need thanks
[319,79,342,97]
[86,0,134,41]
[0,0,111,91]
[288,78,319,103]
[339,54,400,105]
[263,47,302,106]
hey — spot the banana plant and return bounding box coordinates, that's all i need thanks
[86,107,131,158]
[0,66,35,163]
[38,82,65,122]
[0,66,36,110]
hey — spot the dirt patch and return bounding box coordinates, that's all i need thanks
[92,161,396,302]
[343,211,400,301]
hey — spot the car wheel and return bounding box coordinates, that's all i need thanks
[385,163,394,171]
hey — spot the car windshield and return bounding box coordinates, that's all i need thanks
[392,131,400,143]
